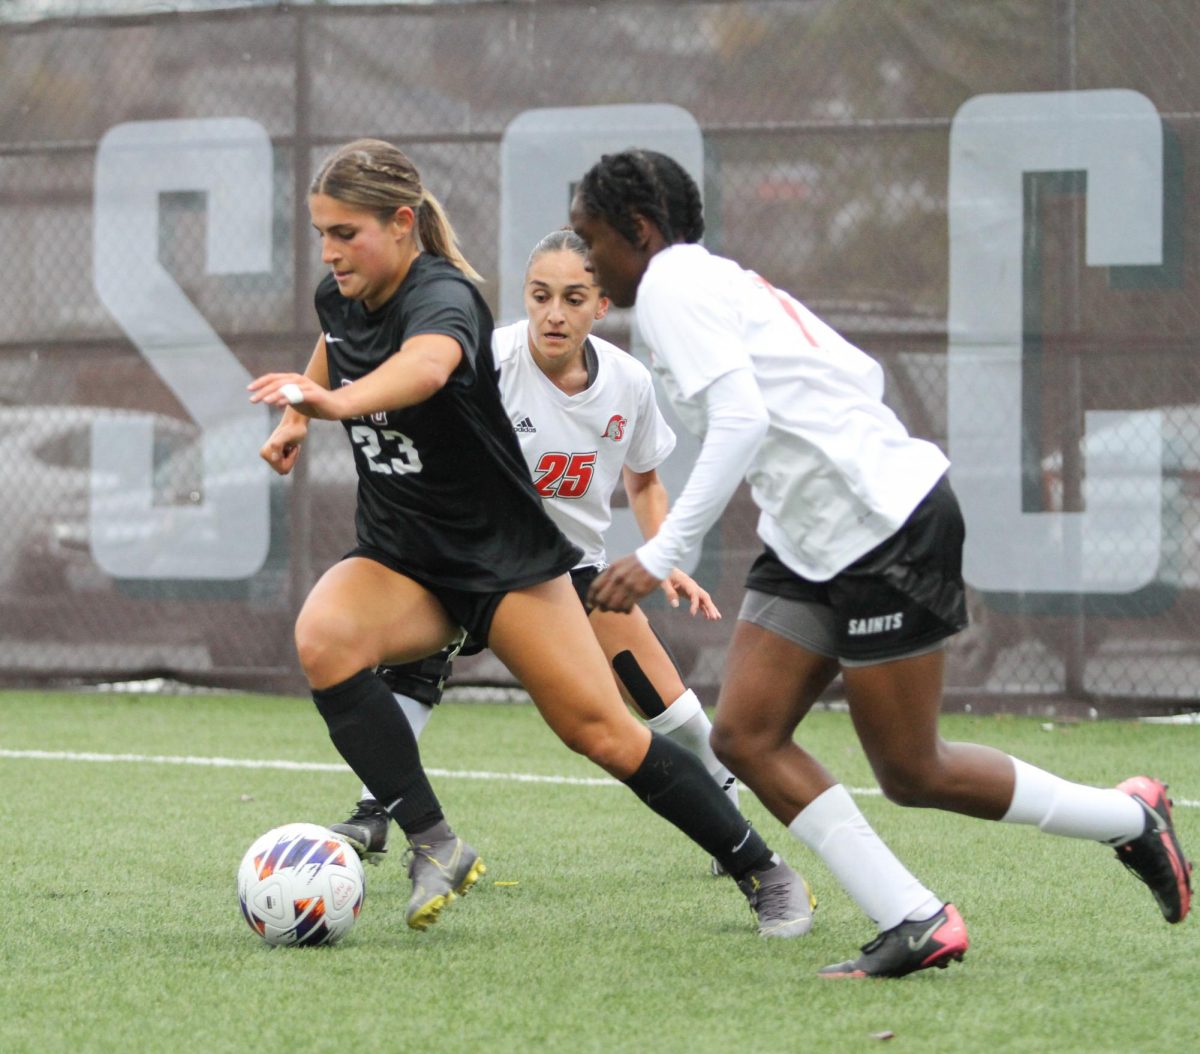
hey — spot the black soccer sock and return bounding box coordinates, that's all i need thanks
[311,668,443,836]
[624,732,773,879]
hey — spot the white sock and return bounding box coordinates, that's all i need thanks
[645,689,740,807]
[1001,756,1144,843]
[358,692,434,802]
[789,784,941,931]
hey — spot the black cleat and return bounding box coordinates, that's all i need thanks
[1115,776,1193,924]
[330,798,391,865]
[819,903,968,979]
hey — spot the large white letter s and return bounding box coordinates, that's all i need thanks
[92,117,273,579]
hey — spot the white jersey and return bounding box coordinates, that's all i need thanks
[492,320,676,567]
[635,243,948,581]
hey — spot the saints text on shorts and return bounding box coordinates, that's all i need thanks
[847,612,904,636]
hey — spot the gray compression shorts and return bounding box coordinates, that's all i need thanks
[737,589,944,668]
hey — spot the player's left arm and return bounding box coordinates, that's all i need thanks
[249,334,463,420]
[622,466,720,619]
[337,333,463,417]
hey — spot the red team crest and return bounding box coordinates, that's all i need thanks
[601,414,627,441]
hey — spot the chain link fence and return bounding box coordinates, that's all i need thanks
[2,0,1198,713]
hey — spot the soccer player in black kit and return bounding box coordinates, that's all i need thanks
[248,139,814,936]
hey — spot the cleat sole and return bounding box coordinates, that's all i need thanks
[407,892,454,931]
[818,947,965,980]
[457,857,487,895]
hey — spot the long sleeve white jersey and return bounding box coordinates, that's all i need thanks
[633,243,948,583]
[492,320,677,568]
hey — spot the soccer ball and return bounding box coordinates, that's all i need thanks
[237,823,365,947]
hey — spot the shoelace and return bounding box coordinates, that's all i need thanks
[749,872,794,916]
[346,803,387,824]
[401,845,422,878]
[403,840,453,879]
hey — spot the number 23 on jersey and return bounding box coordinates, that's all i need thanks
[351,424,424,476]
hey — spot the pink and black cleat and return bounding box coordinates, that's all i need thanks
[818,903,968,979]
[1115,776,1193,924]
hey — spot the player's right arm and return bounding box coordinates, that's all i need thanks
[621,465,720,619]
[258,335,330,476]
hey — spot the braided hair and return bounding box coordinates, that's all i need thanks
[310,138,481,280]
[575,149,704,247]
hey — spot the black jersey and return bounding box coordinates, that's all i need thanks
[314,254,581,591]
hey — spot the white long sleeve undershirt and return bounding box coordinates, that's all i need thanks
[635,367,769,580]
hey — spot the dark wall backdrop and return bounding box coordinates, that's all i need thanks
[1,0,1198,714]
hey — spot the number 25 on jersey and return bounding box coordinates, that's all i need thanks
[533,451,595,498]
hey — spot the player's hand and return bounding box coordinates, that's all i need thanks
[588,554,662,614]
[259,415,308,475]
[248,372,337,419]
[662,568,721,619]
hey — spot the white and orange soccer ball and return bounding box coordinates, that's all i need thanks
[237,823,365,947]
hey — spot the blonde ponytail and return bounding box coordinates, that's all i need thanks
[418,189,482,281]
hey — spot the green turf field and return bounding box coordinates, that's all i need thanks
[1,689,1196,1053]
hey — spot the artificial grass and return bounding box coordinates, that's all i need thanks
[1,690,1196,1053]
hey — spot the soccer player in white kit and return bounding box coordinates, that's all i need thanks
[571,148,1192,978]
[333,229,811,929]
[492,229,740,835]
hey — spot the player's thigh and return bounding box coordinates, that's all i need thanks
[715,618,840,744]
[841,649,945,773]
[489,576,643,746]
[298,557,459,665]
[587,605,686,710]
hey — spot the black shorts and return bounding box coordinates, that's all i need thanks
[375,565,601,700]
[569,564,602,609]
[742,474,968,664]
[348,545,523,647]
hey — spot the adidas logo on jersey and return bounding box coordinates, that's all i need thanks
[514,416,536,433]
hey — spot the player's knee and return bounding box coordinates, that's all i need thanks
[565,727,624,770]
[558,719,640,774]
[294,609,369,687]
[708,719,754,775]
[874,762,937,808]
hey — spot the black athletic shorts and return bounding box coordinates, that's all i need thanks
[569,564,602,609]
[742,474,968,664]
[347,545,522,647]
[376,564,602,704]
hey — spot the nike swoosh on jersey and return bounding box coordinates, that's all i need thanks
[324,333,345,344]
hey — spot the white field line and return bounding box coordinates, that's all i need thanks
[2,747,1198,809]
[0,747,617,787]
[0,746,869,793]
